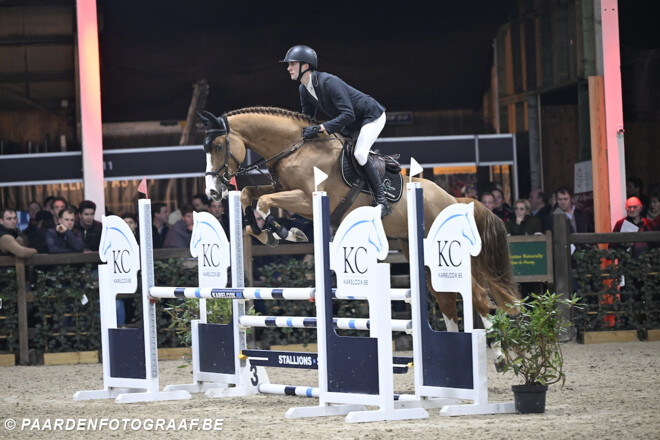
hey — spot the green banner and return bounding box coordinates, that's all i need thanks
[508,241,547,277]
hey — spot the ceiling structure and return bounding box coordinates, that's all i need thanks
[0,0,516,123]
[1,1,657,125]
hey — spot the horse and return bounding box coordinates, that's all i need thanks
[198,106,519,349]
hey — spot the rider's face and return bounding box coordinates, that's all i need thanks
[287,62,300,80]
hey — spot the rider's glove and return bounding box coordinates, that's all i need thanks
[302,125,322,139]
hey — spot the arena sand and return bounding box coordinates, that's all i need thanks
[0,341,658,439]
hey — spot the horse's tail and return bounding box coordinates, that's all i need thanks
[457,198,520,315]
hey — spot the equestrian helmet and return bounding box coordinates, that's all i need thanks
[281,45,317,69]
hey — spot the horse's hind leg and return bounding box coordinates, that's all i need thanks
[479,314,506,372]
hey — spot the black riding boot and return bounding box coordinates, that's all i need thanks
[362,157,391,217]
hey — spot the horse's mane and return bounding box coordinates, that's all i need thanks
[224,106,316,124]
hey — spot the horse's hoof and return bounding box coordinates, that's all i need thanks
[265,232,280,247]
[286,227,308,243]
[495,356,506,373]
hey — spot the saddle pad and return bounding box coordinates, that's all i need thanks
[340,149,403,202]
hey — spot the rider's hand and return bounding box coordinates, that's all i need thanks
[302,125,322,139]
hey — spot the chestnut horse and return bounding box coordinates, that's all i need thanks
[199,107,518,349]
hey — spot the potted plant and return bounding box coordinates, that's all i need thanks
[488,291,581,413]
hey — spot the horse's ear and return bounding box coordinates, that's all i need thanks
[196,111,209,126]
[202,111,222,129]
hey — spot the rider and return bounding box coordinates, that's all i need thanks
[281,45,391,216]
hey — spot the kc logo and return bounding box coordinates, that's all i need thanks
[330,206,388,296]
[112,249,132,274]
[190,212,230,288]
[201,243,222,268]
[99,216,140,291]
[343,246,368,274]
[437,240,462,267]
[424,202,481,293]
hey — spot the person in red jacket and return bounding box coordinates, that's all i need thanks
[612,197,655,257]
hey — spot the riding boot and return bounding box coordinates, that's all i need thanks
[362,157,391,217]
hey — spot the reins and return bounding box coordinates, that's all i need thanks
[204,113,347,188]
[204,118,311,188]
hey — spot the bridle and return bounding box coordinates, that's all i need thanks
[203,115,313,187]
[203,115,243,184]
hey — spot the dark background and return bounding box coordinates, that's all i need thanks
[98,0,517,122]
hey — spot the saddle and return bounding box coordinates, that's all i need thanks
[340,139,404,203]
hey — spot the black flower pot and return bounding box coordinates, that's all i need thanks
[512,384,548,414]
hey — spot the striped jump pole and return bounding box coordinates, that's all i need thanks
[236,316,413,333]
[149,286,410,302]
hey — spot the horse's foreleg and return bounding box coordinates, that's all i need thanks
[240,185,277,210]
[255,189,312,243]
[238,185,279,246]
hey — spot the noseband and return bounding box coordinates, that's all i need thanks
[203,115,242,184]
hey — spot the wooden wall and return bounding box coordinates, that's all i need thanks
[541,104,581,194]
[0,110,75,154]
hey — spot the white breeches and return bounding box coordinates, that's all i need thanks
[353,112,386,166]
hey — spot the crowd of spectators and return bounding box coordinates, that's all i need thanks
[0,193,231,259]
[473,178,660,255]
[2,178,659,259]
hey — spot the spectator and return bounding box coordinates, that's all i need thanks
[491,188,512,222]
[644,189,659,222]
[480,192,495,212]
[121,213,139,243]
[24,210,54,254]
[163,204,194,248]
[209,200,230,235]
[51,197,68,221]
[46,207,83,253]
[544,186,593,233]
[151,203,169,248]
[0,208,37,258]
[506,199,543,236]
[528,189,552,220]
[613,197,655,258]
[75,200,102,252]
[27,201,41,226]
[43,196,55,214]
[626,177,645,206]
[192,194,210,212]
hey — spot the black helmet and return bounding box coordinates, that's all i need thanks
[280,45,317,69]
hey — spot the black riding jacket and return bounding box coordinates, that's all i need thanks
[299,71,385,135]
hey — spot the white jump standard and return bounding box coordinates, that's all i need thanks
[407,182,515,415]
[73,211,191,403]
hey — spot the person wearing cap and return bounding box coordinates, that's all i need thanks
[281,45,390,216]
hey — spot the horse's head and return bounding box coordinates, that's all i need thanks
[197,110,246,201]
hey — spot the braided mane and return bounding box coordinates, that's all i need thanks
[224,106,315,124]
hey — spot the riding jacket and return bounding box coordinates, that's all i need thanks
[299,72,385,136]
